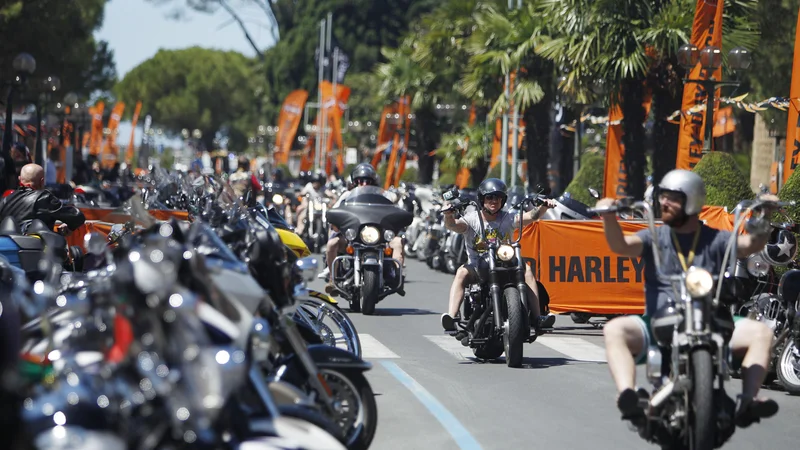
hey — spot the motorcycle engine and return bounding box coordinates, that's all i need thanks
[749,293,784,331]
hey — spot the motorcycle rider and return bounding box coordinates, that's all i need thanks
[0,163,86,233]
[440,178,557,333]
[295,170,327,236]
[323,163,405,295]
[595,169,779,428]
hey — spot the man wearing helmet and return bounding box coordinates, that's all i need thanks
[295,170,327,236]
[322,163,405,295]
[440,178,558,334]
[595,169,779,429]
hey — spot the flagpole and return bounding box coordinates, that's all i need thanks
[315,18,326,172]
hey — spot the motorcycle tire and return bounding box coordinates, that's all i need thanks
[690,349,715,450]
[445,256,458,274]
[361,266,380,316]
[404,242,416,259]
[503,287,526,368]
[777,341,800,395]
[320,370,378,450]
[277,404,347,445]
[298,297,362,359]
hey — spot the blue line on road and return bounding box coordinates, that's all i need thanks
[380,361,483,450]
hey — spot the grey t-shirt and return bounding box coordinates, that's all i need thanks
[636,224,731,316]
[461,210,519,265]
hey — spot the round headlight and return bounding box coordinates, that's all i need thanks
[384,230,395,241]
[360,226,380,244]
[497,245,514,262]
[344,229,357,241]
[746,253,771,277]
[314,202,323,210]
[685,266,714,298]
[272,194,284,204]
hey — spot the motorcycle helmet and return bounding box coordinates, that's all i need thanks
[658,169,706,215]
[477,178,508,211]
[760,227,798,266]
[349,163,379,186]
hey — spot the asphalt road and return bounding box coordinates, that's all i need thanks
[307,258,800,450]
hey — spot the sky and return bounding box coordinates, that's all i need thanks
[94,0,275,146]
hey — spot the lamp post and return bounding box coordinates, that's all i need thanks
[34,75,60,165]
[3,53,36,157]
[677,44,751,154]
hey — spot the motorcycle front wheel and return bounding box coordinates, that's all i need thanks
[361,266,380,316]
[297,296,362,358]
[320,369,378,450]
[690,349,715,450]
[777,341,800,395]
[503,287,526,368]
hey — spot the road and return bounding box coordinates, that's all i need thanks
[307,258,800,450]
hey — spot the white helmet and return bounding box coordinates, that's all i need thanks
[658,169,706,215]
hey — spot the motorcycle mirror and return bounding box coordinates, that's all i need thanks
[84,232,107,256]
[442,187,460,202]
[535,183,552,197]
[588,187,600,199]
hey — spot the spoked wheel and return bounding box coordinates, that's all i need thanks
[777,341,800,395]
[320,370,377,450]
[296,296,362,358]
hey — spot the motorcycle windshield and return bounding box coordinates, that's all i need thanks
[328,186,413,234]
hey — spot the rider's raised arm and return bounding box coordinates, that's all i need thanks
[443,207,469,234]
[518,199,557,227]
[736,231,771,258]
[600,213,644,257]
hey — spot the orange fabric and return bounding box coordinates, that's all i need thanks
[89,102,105,156]
[126,101,142,165]
[275,90,309,165]
[455,104,477,188]
[603,103,626,198]
[712,106,735,137]
[784,8,800,185]
[102,103,126,169]
[676,0,724,170]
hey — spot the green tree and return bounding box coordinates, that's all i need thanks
[692,151,754,210]
[114,47,259,152]
[565,151,605,205]
[0,0,117,97]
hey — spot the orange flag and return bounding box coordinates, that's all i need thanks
[603,103,627,198]
[126,101,142,165]
[275,90,309,165]
[783,8,800,185]
[676,0,724,170]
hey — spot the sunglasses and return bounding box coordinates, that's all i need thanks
[484,194,503,201]
[355,178,372,185]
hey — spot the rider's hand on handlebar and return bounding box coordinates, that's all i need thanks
[756,193,781,213]
[540,199,557,210]
[57,223,71,235]
[442,202,456,215]
[594,198,618,218]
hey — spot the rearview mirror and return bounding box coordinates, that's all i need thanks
[442,187,460,202]
[588,188,600,199]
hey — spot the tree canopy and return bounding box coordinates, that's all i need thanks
[114,47,259,152]
[0,0,117,98]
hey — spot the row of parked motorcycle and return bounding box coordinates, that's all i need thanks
[0,171,377,449]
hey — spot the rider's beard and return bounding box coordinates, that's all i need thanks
[662,204,689,228]
[483,204,500,217]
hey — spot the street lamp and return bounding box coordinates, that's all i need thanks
[3,53,37,158]
[677,44,751,153]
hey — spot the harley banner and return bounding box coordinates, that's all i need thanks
[519,205,735,315]
[783,8,800,185]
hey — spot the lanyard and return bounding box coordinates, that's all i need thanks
[670,227,701,272]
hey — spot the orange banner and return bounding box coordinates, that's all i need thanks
[603,103,626,198]
[371,104,403,169]
[89,102,105,156]
[712,106,735,137]
[102,103,126,169]
[126,101,142,165]
[455,105,477,188]
[384,97,409,189]
[784,8,800,185]
[275,90,309,165]
[676,0,724,170]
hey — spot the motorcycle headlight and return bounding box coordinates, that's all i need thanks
[360,226,380,244]
[685,266,713,298]
[746,253,771,277]
[497,245,514,262]
[344,229,357,241]
[314,203,323,210]
[272,194,284,204]
[384,230,395,241]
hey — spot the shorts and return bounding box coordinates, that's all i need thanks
[633,313,746,365]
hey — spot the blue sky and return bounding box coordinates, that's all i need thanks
[94,0,275,146]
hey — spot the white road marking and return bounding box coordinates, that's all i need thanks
[424,335,607,363]
[424,335,475,360]
[537,336,607,363]
[359,333,401,359]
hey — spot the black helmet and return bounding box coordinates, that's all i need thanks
[477,178,508,210]
[350,163,379,186]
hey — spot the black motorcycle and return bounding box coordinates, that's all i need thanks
[326,186,413,315]
[442,188,541,368]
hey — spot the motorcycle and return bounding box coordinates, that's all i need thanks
[302,194,331,254]
[326,185,413,315]
[587,197,790,450]
[441,188,542,368]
